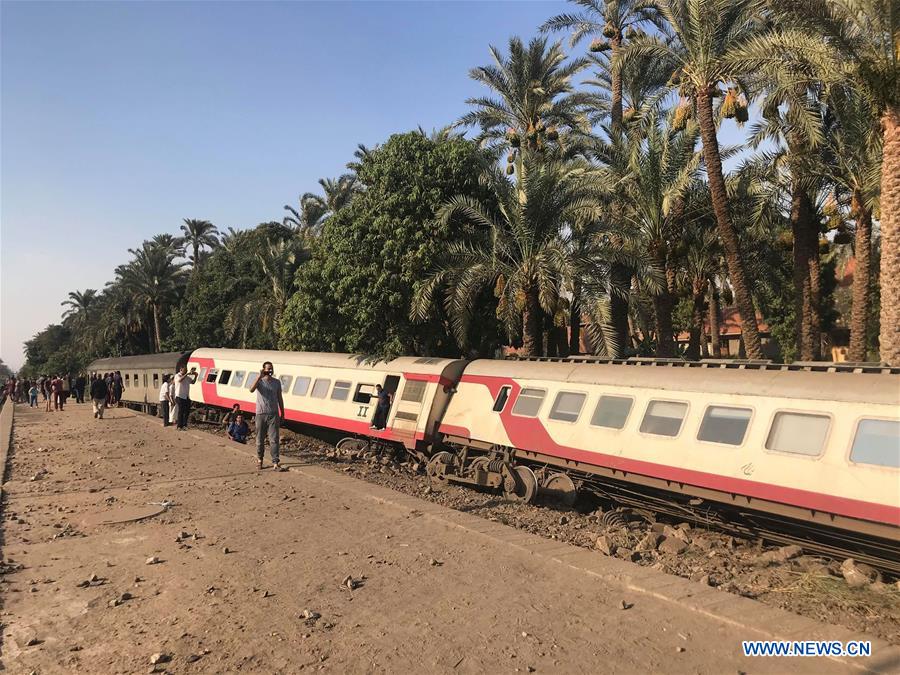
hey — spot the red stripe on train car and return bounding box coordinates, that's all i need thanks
[455,374,900,528]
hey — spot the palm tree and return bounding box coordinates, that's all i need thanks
[413,159,619,356]
[620,110,702,356]
[618,0,768,359]
[149,233,185,259]
[824,92,882,361]
[115,243,187,351]
[456,36,593,175]
[61,289,98,328]
[749,89,829,361]
[679,222,722,359]
[541,0,659,131]
[225,239,307,347]
[545,2,669,357]
[284,174,359,235]
[179,219,219,271]
[765,0,898,363]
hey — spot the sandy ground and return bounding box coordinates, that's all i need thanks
[0,403,889,674]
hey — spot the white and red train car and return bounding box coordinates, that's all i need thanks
[184,349,466,453]
[434,359,900,545]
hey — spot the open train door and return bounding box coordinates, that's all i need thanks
[386,375,425,446]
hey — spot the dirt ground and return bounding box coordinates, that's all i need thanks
[266,427,900,645]
[0,403,895,674]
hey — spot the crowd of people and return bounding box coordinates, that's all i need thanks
[4,360,302,473]
[1,372,126,415]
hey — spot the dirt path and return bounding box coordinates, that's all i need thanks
[0,404,892,673]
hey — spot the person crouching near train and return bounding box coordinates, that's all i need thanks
[227,414,250,444]
[249,361,284,471]
[90,375,108,419]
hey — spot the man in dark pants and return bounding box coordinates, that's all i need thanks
[173,366,198,430]
[159,374,173,427]
[249,361,285,471]
[75,373,86,404]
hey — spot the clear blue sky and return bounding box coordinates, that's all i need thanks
[1,0,748,370]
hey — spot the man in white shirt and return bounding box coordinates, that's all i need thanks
[173,366,198,430]
[159,374,174,427]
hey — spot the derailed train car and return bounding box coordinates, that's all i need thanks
[89,348,900,568]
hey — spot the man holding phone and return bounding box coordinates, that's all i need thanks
[249,360,285,470]
[173,365,198,430]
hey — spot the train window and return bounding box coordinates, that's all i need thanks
[331,381,351,401]
[232,371,246,388]
[765,412,830,456]
[697,406,752,446]
[279,375,293,392]
[143,374,148,387]
[125,374,130,385]
[849,419,900,469]
[511,388,546,417]
[133,373,138,385]
[354,383,375,403]
[292,376,311,396]
[590,395,633,429]
[218,370,232,385]
[492,386,511,412]
[245,372,259,390]
[311,378,330,399]
[549,391,586,423]
[198,367,207,383]
[153,373,160,389]
[401,380,427,403]
[206,369,218,383]
[640,400,688,437]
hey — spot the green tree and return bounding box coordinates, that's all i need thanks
[283,174,359,235]
[619,0,768,358]
[824,93,882,361]
[620,110,702,356]
[279,132,501,359]
[456,35,592,177]
[413,158,625,356]
[179,218,219,271]
[763,0,898,363]
[114,242,187,351]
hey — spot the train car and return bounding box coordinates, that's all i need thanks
[88,352,192,409]
[184,348,467,453]
[431,359,900,549]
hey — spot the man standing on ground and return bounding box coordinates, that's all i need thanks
[90,376,108,419]
[159,374,173,427]
[173,366,197,430]
[249,361,284,471]
[75,373,86,404]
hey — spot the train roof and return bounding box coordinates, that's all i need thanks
[88,351,191,372]
[465,359,900,406]
[189,348,465,376]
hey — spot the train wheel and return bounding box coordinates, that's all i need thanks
[426,451,455,492]
[542,472,577,506]
[503,466,538,504]
[336,437,369,456]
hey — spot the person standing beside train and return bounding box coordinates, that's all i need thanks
[249,361,284,471]
[173,366,198,430]
[158,374,174,427]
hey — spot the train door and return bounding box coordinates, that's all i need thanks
[370,375,399,428]
[389,377,427,441]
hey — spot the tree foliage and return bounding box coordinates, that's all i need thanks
[279,132,502,359]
